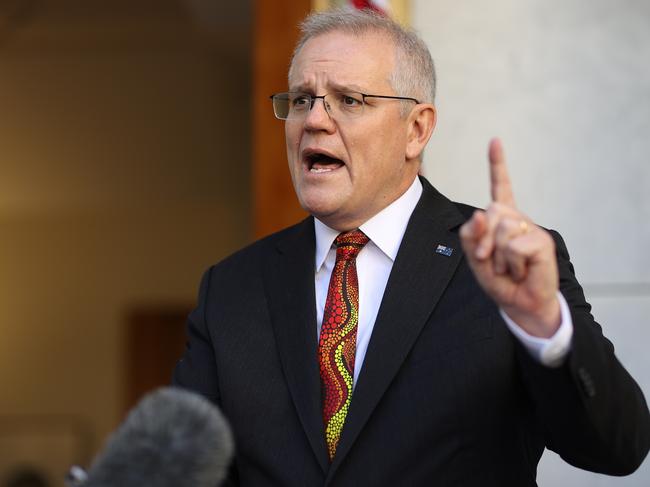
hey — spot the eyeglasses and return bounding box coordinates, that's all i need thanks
[269,91,420,121]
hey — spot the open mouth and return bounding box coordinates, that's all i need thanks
[304,151,345,173]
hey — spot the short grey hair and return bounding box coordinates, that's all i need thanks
[288,8,436,107]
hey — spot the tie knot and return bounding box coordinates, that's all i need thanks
[335,230,369,260]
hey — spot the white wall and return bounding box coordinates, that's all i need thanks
[413,0,650,484]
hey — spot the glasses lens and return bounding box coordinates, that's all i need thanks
[272,93,290,120]
[331,92,364,118]
[271,92,366,121]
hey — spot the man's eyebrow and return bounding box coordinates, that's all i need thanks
[329,82,367,93]
[288,82,369,93]
[288,83,313,93]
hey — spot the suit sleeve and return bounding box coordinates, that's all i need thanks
[172,267,242,486]
[172,266,221,405]
[515,230,650,475]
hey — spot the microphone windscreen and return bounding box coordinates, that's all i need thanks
[83,387,234,487]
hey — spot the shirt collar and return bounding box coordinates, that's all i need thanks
[314,176,423,271]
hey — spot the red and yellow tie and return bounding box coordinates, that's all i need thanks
[318,230,369,461]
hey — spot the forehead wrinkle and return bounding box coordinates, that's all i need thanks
[289,32,396,93]
[290,67,392,94]
[290,79,370,94]
[289,57,352,85]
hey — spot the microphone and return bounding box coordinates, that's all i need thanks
[68,387,234,487]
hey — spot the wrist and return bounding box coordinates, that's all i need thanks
[503,297,561,338]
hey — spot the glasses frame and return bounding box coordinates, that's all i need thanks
[269,91,420,121]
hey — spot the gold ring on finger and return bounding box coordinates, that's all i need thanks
[519,220,529,233]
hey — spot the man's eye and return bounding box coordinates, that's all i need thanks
[292,96,311,108]
[342,95,362,106]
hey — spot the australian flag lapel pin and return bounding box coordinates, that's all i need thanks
[435,244,454,257]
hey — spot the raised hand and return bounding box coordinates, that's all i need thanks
[459,138,561,338]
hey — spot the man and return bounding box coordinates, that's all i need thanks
[173,9,650,486]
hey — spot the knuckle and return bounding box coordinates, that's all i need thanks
[503,216,518,231]
[506,239,521,254]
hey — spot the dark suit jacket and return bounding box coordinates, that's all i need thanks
[173,178,650,486]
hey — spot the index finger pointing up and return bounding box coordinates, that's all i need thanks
[489,137,516,207]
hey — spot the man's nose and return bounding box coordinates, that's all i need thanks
[304,97,335,131]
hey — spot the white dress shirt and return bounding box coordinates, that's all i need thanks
[314,177,573,385]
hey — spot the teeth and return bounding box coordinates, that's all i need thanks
[310,167,333,173]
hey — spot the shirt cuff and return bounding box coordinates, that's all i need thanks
[499,292,573,368]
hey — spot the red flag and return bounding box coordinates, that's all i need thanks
[350,0,387,15]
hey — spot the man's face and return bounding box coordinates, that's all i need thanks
[286,31,418,231]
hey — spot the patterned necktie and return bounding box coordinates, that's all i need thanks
[318,229,370,461]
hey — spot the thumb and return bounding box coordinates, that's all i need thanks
[460,210,487,256]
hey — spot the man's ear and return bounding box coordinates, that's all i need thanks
[405,104,436,161]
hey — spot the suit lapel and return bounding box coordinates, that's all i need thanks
[327,179,466,479]
[264,218,329,473]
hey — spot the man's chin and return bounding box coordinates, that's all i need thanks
[299,199,341,223]
[298,188,341,213]
[303,205,364,232]
[296,185,361,227]
[301,202,339,221]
